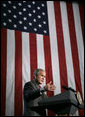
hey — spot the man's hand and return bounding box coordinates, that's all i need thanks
[44,81,56,91]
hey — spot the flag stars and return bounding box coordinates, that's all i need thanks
[32,1,35,4]
[37,6,41,10]
[24,26,27,30]
[42,12,45,15]
[13,6,17,9]
[34,28,37,32]
[19,12,22,15]
[18,3,22,6]
[37,15,41,19]
[13,15,17,18]
[8,10,11,13]
[41,4,45,7]
[43,30,47,33]
[14,24,17,28]
[3,4,6,7]
[29,22,32,26]
[1,1,49,35]
[8,1,12,4]
[23,17,27,21]
[19,21,23,24]
[23,8,26,11]
[38,24,42,28]
[23,1,26,3]
[8,19,12,22]
[43,21,46,24]
[28,13,32,17]
[28,5,31,8]
[3,22,7,26]
[33,19,36,22]
[33,10,36,13]
[3,13,7,16]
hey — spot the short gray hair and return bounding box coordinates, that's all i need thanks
[33,68,45,78]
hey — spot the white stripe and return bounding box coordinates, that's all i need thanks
[36,34,45,70]
[22,32,31,87]
[73,3,84,99]
[6,29,15,116]
[60,2,78,116]
[22,32,31,114]
[36,34,47,114]
[36,34,45,87]
[47,1,61,95]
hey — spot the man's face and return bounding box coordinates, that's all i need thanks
[36,70,46,84]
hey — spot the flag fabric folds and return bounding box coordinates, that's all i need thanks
[1,1,84,116]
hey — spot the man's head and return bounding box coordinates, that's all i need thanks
[33,68,46,84]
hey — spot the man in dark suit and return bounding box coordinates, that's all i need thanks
[23,68,56,116]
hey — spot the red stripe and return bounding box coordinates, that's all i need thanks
[43,35,55,116]
[66,3,83,116]
[15,31,23,116]
[29,33,37,80]
[79,4,84,44]
[1,28,7,116]
[54,1,68,93]
[76,5,84,115]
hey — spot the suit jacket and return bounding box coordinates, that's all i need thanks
[23,79,48,116]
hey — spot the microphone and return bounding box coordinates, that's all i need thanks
[62,85,76,92]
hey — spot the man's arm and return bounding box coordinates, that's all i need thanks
[23,81,56,100]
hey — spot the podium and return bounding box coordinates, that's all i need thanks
[31,90,84,115]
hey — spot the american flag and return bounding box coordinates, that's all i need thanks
[1,1,84,116]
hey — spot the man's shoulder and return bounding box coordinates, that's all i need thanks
[24,79,35,87]
[24,81,32,86]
